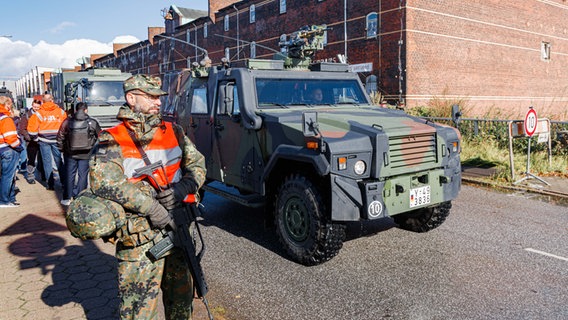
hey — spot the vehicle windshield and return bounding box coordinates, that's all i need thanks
[255,78,368,107]
[80,81,125,106]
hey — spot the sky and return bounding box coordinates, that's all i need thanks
[0,0,209,92]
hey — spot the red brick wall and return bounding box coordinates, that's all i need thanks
[405,0,568,117]
[94,0,568,119]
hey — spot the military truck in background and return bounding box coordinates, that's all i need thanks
[167,25,462,265]
[51,68,132,128]
[0,82,14,99]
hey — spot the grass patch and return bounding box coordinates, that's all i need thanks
[406,99,568,182]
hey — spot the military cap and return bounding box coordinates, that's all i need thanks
[123,74,167,96]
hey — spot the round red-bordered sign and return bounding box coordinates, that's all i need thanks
[524,108,538,137]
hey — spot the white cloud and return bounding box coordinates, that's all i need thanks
[46,21,77,34]
[112,35,139,44]
[0,35,140,91]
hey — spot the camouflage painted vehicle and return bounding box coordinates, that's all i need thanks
[169,26,462,265]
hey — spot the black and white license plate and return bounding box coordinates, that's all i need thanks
[409,185,431,208]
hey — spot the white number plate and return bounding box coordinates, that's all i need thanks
[409,185,431,208]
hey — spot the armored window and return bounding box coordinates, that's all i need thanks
[251,42,257,58]
[191,87,208,114]
[541,41,551,61]
[250,5,256,23]
[224,15,229,31]
[366,12,378,38]
[204,23,208,38]
[186,29,191,43]
[280,0,286,14]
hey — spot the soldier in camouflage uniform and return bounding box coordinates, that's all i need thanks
[89,74,206,319]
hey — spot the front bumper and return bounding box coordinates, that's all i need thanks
[330,168,461,221]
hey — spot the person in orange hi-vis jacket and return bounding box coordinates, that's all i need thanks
[0,96,24,207]
[27,93,67,190]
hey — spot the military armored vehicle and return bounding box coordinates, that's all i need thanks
[51,68,132,128]
[168,25,462,265]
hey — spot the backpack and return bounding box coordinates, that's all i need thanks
[68,118,96,151]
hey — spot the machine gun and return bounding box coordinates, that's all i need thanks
[132,161,213,320]
[275,24,330,69]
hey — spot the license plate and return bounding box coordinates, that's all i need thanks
[409,185,431,208]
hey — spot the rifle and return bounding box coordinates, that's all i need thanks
[133,161,213,320]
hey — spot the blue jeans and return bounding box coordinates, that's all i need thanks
[38,142,64,187]
[0,148,19,204]
[18,139,27,171]
[63,156,89,200]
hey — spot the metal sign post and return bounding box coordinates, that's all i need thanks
[513,107,550,186]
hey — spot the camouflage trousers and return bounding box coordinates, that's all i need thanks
[117,249,193,320]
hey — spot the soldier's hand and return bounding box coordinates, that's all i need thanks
[156,188,178,211]
[147,200,173,229]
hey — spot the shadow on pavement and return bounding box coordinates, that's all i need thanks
[0,214,119,320]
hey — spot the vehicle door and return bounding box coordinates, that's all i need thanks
[211,80,258,191]
[177,77,213,164]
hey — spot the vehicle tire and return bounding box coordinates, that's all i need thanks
[274,173,346,266]
[393,201,452,233]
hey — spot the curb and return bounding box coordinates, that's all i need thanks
[462,176,568,199]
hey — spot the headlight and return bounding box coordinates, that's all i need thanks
[354,160,366,175]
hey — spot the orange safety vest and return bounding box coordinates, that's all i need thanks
[106,122,183,190]
[0,113,21,152]
[27,102,67,143]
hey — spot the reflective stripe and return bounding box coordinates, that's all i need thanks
[38,137,57,143]
[106,122,183,189]
[2,131,18,137]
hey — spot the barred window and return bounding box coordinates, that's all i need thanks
[366,12,378,38]
[250,5,256,23]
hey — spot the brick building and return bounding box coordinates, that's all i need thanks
[94,0,568,119]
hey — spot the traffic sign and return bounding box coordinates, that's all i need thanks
[524,108,538,137]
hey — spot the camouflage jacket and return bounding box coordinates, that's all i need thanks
[89,105,206,259]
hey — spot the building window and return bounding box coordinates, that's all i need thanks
[250,5,256,23]
[204,23,208,38]
[251,41,257,58]
[541,41,551,61]
[366,12,378,38]
[280,0,286,14]
[224,15,229,31]
[186,29,191,43]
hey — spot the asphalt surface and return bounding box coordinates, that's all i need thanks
[0,168,566,319]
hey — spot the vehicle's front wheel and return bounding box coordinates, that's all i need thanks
[274,173,345,266]
[392,201,452,232]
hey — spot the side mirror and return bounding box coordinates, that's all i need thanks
[302,112,319,137]
[64,83,77,103]
[451,104,462,128]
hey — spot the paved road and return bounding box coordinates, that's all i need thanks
[1,179,566,319]
[199,185,568,320]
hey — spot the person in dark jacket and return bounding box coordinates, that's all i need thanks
[19,98,44,184]
[56,102,101,206]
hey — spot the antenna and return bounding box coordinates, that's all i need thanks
[214,34,279,54]
[154,34,208,56]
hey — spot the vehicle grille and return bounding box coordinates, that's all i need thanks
[389,133,437,168]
